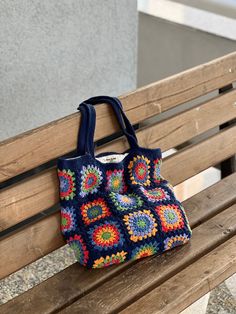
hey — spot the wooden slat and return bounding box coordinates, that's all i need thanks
[0,172,235,286]
[179,173,236,229]
[1,200,235,314]
[1,121,236,231]
[120,236,236,314]
[163,125,236,185]
[99,88,236,154]
[1,52,236,182]
[0,212,64,279]
[0,169,58,231]
[49,205,236,314]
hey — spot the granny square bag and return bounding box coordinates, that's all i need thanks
[57,96,192,269]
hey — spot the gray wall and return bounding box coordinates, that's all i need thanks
[138,11,236,145]
[171,0,236,19]
[138,12,236,87]
[0,0,138,140]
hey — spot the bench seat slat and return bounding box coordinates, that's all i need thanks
[44,204,236,314]
[119,236,236,314]
[1,176,235,312]
[1,119,236,231]
[1,52,236,182]
[3,203,235,314]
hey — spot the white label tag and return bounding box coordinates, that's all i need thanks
[96,153,128,164]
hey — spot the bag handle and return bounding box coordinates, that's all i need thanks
[77,102,96,156]
[79,96,138,142]
[77,96,139,156]
[101,96,138,143]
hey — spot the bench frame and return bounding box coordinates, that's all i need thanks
[0,52,236,313]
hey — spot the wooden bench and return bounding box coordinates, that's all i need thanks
[0,52,236,314]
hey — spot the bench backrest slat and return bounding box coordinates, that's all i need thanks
[163,125,236,185]
[0,52,235,183]
[100,89,236,153]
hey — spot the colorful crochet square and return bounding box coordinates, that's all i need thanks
[58,169,76,200]
[128,155,150,186]
[67,234,89,266]
[88,220,124,251]
[92,251,127,268]
[155,204,184,233]
[131,241,159,260]
[80,165,103,197]
[140,186,171,203]
[80,198,111,225]
[153,159,162,183]
[61,206,76,233]
[164,234,190,251]
[123,210,158,242]
[106,169,127,193]
[110,192,143,211]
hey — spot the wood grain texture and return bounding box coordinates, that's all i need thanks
[162,125,236,185]
[1,52,236,182]
[180,172,236,229]
[0,212,64,279]
[120,236,236,314]
[1,122,235,231]
[0,169,58,231]
[1,53,236,313]
[1,175,235,311]
[57,205,236,314]
[99,88,236,154]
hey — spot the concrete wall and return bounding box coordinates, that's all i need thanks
[138,11,236,145]
[171,0,236,19]
[0,0,137,140]
[138,12,236,87]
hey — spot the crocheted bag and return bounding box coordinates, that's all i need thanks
[57,96,192,269]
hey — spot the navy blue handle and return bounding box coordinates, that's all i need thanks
[112,96,138,142]
[77,96,139,156]
[79,96,138,142]
[77,103,96,155]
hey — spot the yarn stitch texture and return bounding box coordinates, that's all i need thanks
[58,148,192,269]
